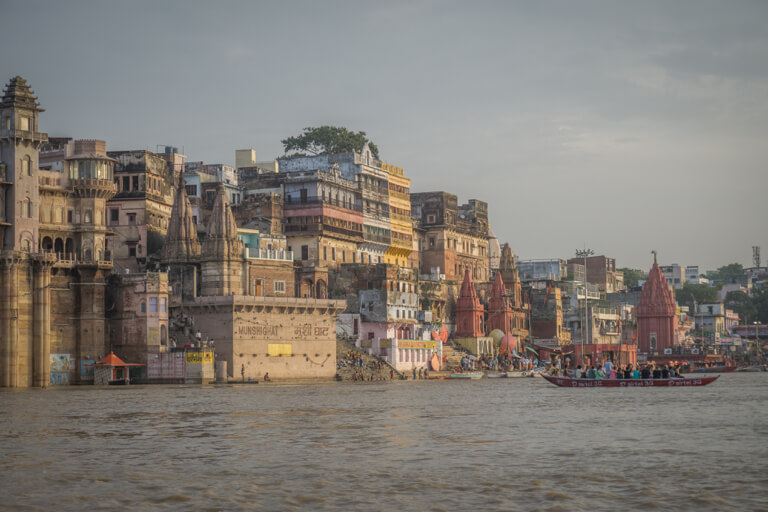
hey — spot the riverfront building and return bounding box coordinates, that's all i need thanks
[162,183,345,380]
[0,77,114,387]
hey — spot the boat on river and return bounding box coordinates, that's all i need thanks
[688,365,736,374]
[542,375,719,387]
[449,372,484,379]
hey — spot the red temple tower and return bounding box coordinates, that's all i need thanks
[455,268,485,337]
[488,270,514,335]
[637,252,677,354]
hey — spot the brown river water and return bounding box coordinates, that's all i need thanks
[1,373,767,511]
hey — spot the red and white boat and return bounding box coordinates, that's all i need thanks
[542,375,719,388]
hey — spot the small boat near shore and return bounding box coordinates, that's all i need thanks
[542,375,719,387]
[736,365,766,372]
[687,365,736,374]
[449,372,484,379]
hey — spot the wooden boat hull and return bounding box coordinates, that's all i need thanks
[449,372,484,379]
[506,371,536,378]
[542,375,719,387]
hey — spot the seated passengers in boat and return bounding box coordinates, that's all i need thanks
[652,367,662,379]
[641,366,651,379]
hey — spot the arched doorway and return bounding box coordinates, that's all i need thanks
[300,278,314,298]
[53,237,63,254]
[316,279,327,299]
[42,236,53,251]
[65,238,73,257]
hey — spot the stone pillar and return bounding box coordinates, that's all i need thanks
[32,259,53,387]
[74,265,108,383]
[1,258,21,387]
[1,261,12,387]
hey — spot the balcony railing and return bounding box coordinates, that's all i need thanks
[35,250,113,267]
[244,247,293,261]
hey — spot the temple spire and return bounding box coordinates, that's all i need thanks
[636,253,677,354]
[200,185,244,296]
[455,268,485,337]
[162,183,201,264]
[202,184,243,260]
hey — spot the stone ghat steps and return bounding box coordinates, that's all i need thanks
[336,338,402,381]
[440,343,466,372]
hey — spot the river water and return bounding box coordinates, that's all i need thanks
[1,373,767,511]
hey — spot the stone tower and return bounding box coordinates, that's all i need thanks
[636,252,677,354]
[455,267,485,337]
[0,76,55,387]
[488,270,513,335]
[163,183,202,302]
[163,183,201,263]
[499,243,522,307]
[201,185,244,296]
[0,76,47,251]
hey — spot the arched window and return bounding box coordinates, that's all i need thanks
[22,239,31,252]
[84,249,92,261]
[21,157,30,176]
[141,302,146,313]
[24,198,32,218]
[84,210,92,223]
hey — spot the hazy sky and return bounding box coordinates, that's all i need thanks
[3,0,767,272]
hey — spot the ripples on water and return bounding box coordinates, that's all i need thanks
[1,374,767,511]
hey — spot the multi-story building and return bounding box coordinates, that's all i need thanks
[106,271,170,364]
[383,161,412,267]
[282,165,363,270]
[695,303,728,337]
[660,263,686,289]
[107,150,176,271]
[411,192,490,282]
[184,161,243,207]
[1,76,115,387]
[277,145,407,267]
[517,259,568,282]
[566,254,623,293]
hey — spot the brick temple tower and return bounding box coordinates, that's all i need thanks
[637,252,677,354]
[455,268,484,337]
[488,270,514,334]
[201,184,244,296]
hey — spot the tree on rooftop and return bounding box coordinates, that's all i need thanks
[705,262,744,282]
[676,282,719,311]
[281,126,380,159]
[725,290,757,324]
[618,267,645,288]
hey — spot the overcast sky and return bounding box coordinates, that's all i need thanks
[3,0,767,272]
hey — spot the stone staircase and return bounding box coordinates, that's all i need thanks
[440,342,467,372]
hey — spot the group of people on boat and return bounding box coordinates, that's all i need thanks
[569,360,686,380]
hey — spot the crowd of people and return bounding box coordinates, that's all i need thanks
[566,360,686,380]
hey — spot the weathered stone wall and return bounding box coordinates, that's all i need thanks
[180,295,345,380]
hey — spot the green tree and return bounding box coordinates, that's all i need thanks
[725,290,757,324]
[752,283,768,323]
[618,267,645,288]
[705,262,744,282]
[281,126,380,159]
[676,282,719,311]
